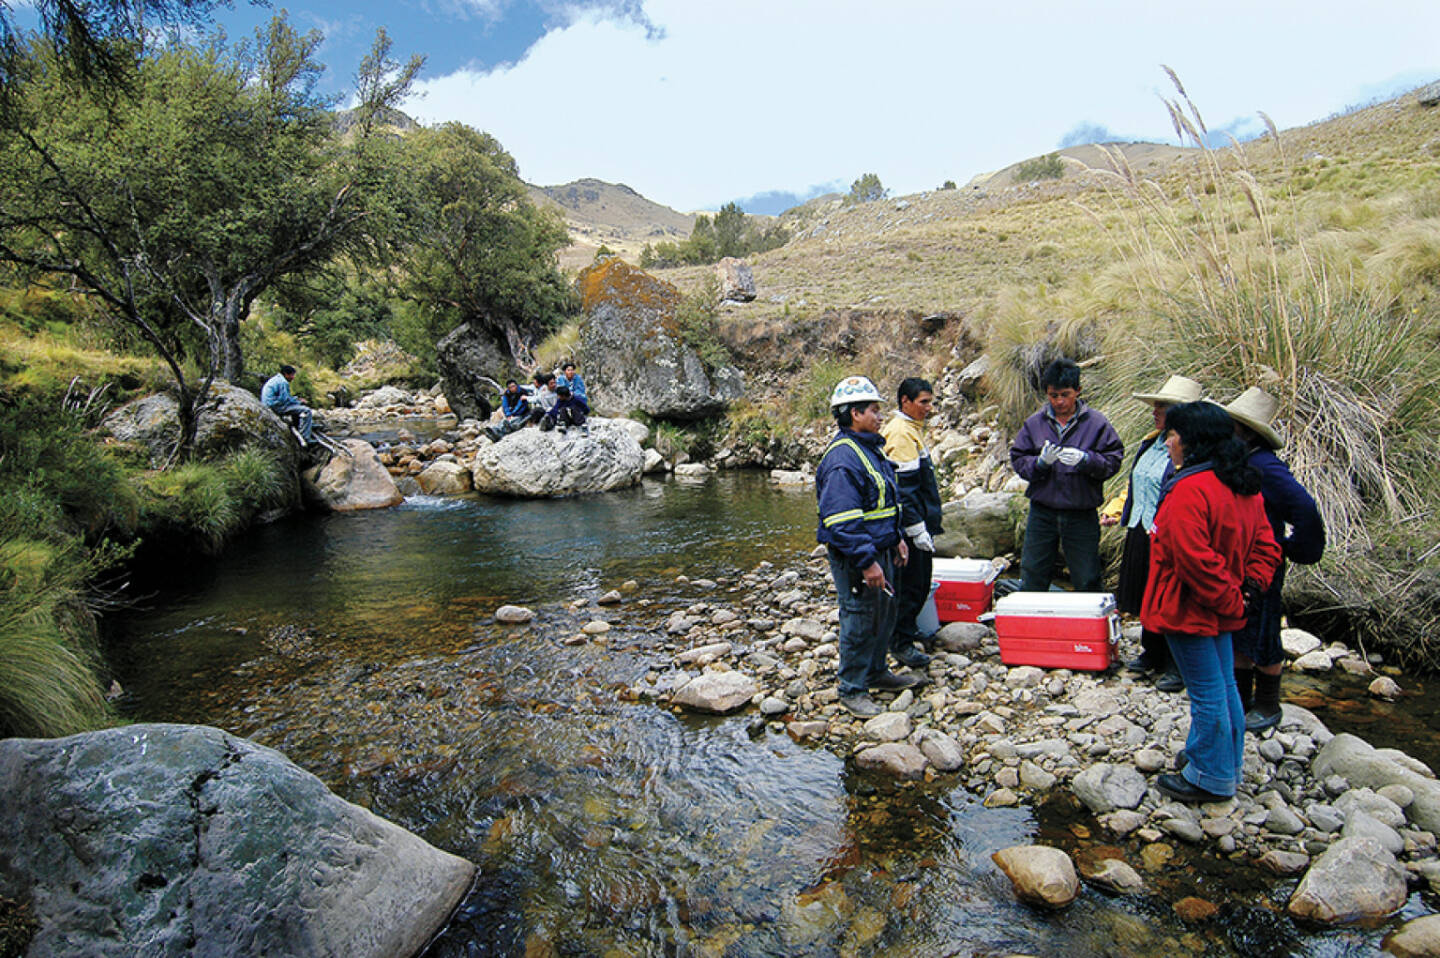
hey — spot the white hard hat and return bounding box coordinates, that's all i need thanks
[829,376,883,408]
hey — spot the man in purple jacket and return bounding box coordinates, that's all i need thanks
[1009,359,1124,593]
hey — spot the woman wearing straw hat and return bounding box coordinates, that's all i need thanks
[1224,387,1326,733]
[1102,375,1204,693]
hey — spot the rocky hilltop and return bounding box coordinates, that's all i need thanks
[528,177,695,268]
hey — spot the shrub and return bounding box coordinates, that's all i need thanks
[673,276,733,372]
[846,173,886,205]
[1014,153,1065,182]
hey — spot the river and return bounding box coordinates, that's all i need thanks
[107,471,1429,956]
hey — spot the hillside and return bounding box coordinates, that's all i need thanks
[527,178,695,269]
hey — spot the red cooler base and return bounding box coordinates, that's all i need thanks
[990,593,1120,671]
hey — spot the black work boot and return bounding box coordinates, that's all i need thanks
[1245,670,1283,733]
[1234,667,1255,714]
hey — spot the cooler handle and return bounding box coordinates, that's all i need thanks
[977,612,996,625]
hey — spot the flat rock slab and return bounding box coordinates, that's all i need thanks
[0,724,474,958]
[672,672,757,713]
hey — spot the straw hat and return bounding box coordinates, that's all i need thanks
[1132,375,1204,406]
[1224,386,1284,450]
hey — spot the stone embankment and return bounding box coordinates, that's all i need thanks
[541,549,1437,927]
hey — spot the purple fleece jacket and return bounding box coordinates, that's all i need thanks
[1009,400,1124,510]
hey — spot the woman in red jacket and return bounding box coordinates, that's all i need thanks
[1142,401,1282,802]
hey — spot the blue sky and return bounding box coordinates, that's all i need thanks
[28,1,1440,213]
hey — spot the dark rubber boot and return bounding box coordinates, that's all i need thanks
[1234,667,1255,714]
[1245,671,1283,733]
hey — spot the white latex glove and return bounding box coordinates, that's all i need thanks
[1057,447,1085,467]
[1037,440,1060,465]
[905,522,935,552]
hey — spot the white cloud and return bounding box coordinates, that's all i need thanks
[407,0,1440,210]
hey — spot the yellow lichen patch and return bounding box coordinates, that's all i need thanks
[577,257,681,315]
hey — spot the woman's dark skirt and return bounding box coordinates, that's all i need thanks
[1116,524,1151,616]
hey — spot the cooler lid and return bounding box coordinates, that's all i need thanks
[931,558,999,584]
[993,591,1118,616]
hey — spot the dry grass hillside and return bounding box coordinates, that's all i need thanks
[528,178,695,269]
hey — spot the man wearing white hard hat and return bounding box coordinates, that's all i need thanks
[1224,387,1326,733]
[816,375,919,718]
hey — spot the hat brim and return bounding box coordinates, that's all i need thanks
[1227,410,1284,449]
[1131,391,1193,405]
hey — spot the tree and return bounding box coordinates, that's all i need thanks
[393,122,573,367]
[712,202,746,260]
[847,172,887,204]
[0,19,421,456]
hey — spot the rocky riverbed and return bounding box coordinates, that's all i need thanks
[512,547,1440,931]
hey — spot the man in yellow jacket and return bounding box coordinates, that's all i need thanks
[881,377,944,668]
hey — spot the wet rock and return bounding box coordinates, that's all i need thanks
[1384,913,1440,957]
[1081,857,1145,895]
[302,440,404,512]
[1072,764,1148,814]
[597,590,624,606]
[991,845,1079,909]
[1288,836,1407,924]
[854,743,928,779]
[1020,762,1057,791]
[676,641,733,666]
[1139,843,1174,869]
[862,712,911,743]
[1281,627,1322,657]
[643,449,667,474]
[494,605,535,623]
[1174,897,1219,922]
[1257,850,1311,875]
[1161,818,1204,844]
[984,787,1020,807]
[760,696,789,716]
[917,731,965,771]
[672,672,758,714]
[1104,810,1146,837]
[1344,810,1405,855]
[0,725,473,958]
[417,460,472,495]
[582,620,611,635]
[674,462,711,478]
[1370,676,1403,700]
[1293,650,1334,672]
[787,721,829,742]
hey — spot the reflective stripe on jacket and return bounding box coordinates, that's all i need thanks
[815,429,904,570]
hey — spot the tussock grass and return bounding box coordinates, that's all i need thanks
[534,322,582,374]
[139,446,289,553]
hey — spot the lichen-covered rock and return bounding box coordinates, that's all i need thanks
[991,845,1079,909]
[714,257,756,302]
[1287,836,1406,924]
[302,440,404,512]
[470,422,643,498]
[575,258,744,420]
[435,322,507,422]
[0,724,474,958]
[671,672,757,713]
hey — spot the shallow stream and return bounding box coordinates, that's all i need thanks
[108,472,1430,956]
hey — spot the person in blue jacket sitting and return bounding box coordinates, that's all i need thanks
[486,379,531,442]
[1224,387,1326,732]
[559,362,587,403]
[816,375,921,719]
[261,364,313,444]
[541,384,589,434]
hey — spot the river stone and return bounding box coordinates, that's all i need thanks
[302,439,404,512]
[1343,809,1405,855]
[470,421,644,498]
[1287,836,1407,924]
[1020,761,1057,791]
[787,721,829,742]
[990,845,1079,909]
[759,696,789,716]
[1282,627,1323,657]
[674,462,711,478]
[608,417,650,445]
[863,712,911,743]
[672,672,757,713]
[575,258,744,421]
[1174,897,1219,922]
[1265,803,1306,836]
[918,731,965,772]
[643,448,667,474]
[1293,650,1334,672]
[1006,666,1044,689]
[1257,850,1311,875]
[854,742,928,779]
[934,492,1018,558]
[416,460,473,495]
[1307,804,1346,833]
[1083,858,1145,895]
[676,641,732,665]
[1384,913,1440,957]
[1370,676,1403,700]
[1314,734,1440,833]
[0,724,473,958]
[1338,788,1408,829]
[782,618,828,642]
[934,621,989,652]
[495,605,534,623]
[581,620,611,635]
[1380,784,1416,809]
[1072,764,1148,814]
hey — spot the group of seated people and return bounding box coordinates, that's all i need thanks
[486,362,590,441]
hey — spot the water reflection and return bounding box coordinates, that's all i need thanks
[106,474,1415,956]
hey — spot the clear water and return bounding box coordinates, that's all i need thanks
[107,473,1421,956]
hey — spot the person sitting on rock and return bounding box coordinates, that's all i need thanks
[486,379,530,442]
[526,371,558,425]
[261,364,313,445]
[540,384,589,434]
[559,362,587,403]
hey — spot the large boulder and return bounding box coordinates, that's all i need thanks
[434,322,507,423]
[714,257,756,302]
[575,258,744,420]
[302,439,404,511]
[934,491,1020,558]
[1313,733,1440,834]
[1286,836,1407,924]
[0,724,474,958]
[416,460,473,496]
[470,420,644,498]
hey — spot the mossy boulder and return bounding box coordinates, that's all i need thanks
[576,258,744,421]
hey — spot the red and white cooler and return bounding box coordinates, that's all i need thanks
[930,558,999,623]
[984,592,1120,671]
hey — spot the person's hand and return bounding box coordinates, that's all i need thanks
[905,522,935,552]
[1037,440,1060,465]
[895,538,909,567]
[862,562,888,591]
[1057,447,1085,467]
[1241,577,1264,618]
[1099,513,1119,527]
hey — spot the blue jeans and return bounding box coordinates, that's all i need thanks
[828,547,899,696]
[1020,502,1102,592]
[1166,631,1244,795]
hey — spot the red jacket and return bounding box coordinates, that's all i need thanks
[1141,466,1282,637]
